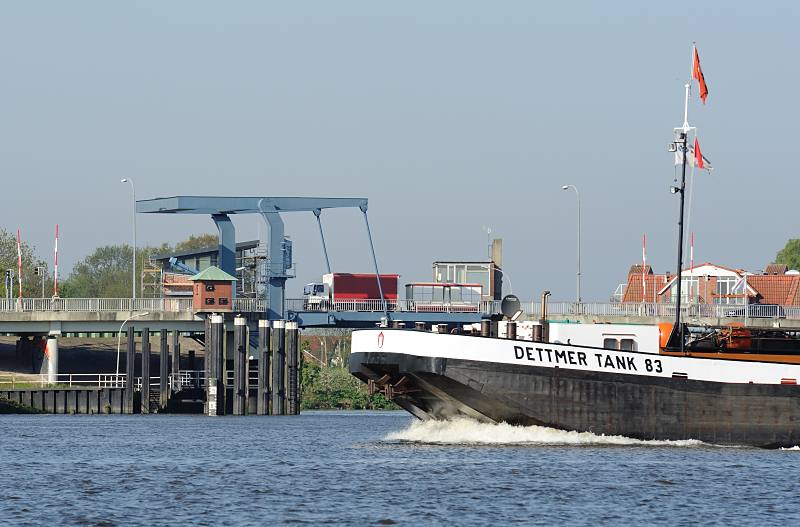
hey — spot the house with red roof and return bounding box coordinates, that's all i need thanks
[616,262,800,306]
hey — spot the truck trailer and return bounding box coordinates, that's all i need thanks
[303,273,399,311]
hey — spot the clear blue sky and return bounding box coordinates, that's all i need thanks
[1,1,798,300]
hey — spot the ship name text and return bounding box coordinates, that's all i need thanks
[513,345,664,373]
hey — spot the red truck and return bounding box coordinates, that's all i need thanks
[303,273,399,311]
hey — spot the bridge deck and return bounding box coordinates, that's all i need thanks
[1,298,799,334]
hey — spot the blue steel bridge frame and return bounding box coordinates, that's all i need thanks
[136,195,386,322]
[137,195,484,328]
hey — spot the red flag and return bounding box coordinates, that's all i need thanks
[693,46,709,103]
[694,137,705,169]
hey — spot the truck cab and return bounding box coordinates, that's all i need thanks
[303,283,330,310]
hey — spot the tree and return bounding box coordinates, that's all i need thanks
[174,234,218,252]
[775,239,800,271]
[54,233,220,298]
[60,245,136,298]
[0,229,50,298]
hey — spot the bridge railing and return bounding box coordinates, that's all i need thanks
[527,301,800,321]
[0,297,195,313]
[1,296,799,321]
[284,298,499,314]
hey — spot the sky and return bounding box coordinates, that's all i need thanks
[1,1,799,301]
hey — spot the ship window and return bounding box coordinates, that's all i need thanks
[603,338,637,351]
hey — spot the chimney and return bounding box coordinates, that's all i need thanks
[491,238,503,267]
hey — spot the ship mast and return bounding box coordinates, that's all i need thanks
[672,48,697,353]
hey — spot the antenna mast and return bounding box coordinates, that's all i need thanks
[671,45,698,353]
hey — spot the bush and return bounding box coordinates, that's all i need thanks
[300,362,397,410]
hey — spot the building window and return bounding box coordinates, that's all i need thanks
[715,277,739,305]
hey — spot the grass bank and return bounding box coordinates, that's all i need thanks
[301,363,397,410]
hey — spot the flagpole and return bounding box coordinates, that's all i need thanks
[685,129,697,259]
[683,43,695,129]
[642,234,646,304]
[16,230,22,309]
[671,43,702,353]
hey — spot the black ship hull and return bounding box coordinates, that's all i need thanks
[350,350,800,448]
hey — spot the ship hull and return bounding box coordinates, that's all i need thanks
[350,331,800,447]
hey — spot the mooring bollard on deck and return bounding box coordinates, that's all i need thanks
[271,320,286,415]
[233,316,247,416]
[124,326,136,414]
[141,328,151,414]
[257,319,271,416]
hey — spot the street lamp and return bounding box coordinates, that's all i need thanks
[116,311,150,377]
[561,184,581,304]
[120,178,137,299]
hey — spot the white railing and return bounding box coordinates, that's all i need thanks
[0,297,195,313]
[284,298,499,314]
[525,301,799,321]
[170,370,206,391]
[0,373,127,388]
[0,296,797,321]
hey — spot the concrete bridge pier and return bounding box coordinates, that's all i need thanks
[44,337,58,383]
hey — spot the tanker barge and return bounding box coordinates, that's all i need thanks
[349,320,800,448]
[349,45,800,447]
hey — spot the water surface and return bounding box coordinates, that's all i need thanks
[1,411,798,526]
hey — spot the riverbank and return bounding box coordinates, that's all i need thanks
[301,363,396,410]
[0,397,39,414]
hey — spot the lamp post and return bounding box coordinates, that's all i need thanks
[116,311,150,377]
[36,266,45,298]
[561,184,581,304]
[120,178,137,299]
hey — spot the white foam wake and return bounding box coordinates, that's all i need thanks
[386,418,703,447]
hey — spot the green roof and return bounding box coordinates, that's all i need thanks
[189,266,237,282]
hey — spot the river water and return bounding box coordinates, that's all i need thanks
[2,411,799,526]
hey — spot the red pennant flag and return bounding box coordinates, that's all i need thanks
[693,46,709,103]
[694,137,705,169]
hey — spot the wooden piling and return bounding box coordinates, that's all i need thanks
[233,316,247,416]
[204,315,212,397]
[159,329,169,411]
[171,331,180,377]
[271,320,286,415]
[141,328,151,414]
[257,319,271,416]
[124,327,135,414]
[207,314,225,416]
[286,321,299,415]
